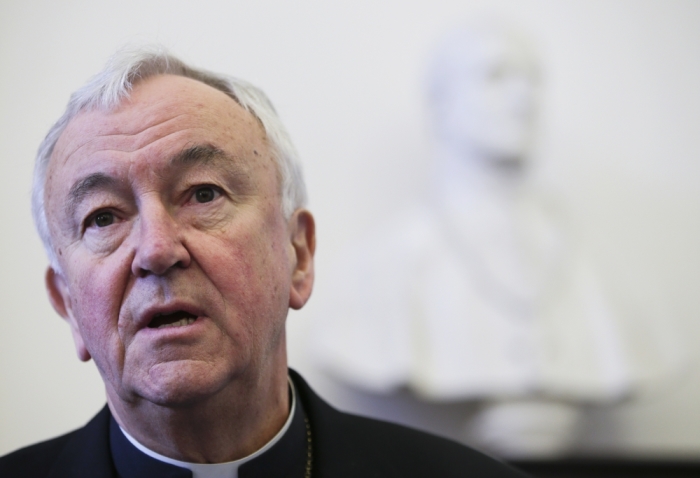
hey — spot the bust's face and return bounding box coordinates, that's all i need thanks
[43,75,312,407]
[433,30,539,165]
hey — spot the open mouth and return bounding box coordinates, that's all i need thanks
[147,311,198,329]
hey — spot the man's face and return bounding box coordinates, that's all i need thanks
[44,75,314,407]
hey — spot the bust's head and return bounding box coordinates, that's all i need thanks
[427,20,539,166]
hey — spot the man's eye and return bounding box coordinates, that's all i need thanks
[93,212,115,228]
[194,186,217,203]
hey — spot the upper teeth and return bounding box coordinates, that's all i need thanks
[157,317,196,329]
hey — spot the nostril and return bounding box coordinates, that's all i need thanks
[132,232,191,277]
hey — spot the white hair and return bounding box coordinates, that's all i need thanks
[32,45,307,269]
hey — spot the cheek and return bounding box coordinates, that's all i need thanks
[195,222,290,329]
[66,256,130,364]
[218,241,284,308]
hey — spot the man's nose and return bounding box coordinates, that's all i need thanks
[131,203,191,277]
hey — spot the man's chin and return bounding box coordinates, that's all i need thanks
[131,360,234,408]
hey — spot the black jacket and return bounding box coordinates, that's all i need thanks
[0,370,527,477]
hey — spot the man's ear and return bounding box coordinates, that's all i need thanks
[288,209,316,310]
[45,267,91,362]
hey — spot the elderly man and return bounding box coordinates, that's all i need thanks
[0,46,526,477]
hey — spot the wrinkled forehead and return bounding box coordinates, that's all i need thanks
[41,76,283,237]
[51,75,267,171]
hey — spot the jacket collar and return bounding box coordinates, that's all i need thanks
[47,374,311,478]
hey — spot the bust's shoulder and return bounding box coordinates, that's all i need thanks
[0,430,78,477]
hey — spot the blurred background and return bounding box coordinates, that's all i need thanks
[1,0,699,467]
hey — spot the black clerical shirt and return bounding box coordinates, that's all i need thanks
[109,391,308,478]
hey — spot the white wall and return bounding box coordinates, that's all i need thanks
[1,0,699,458]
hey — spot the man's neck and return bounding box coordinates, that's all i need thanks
[105,361,290,464]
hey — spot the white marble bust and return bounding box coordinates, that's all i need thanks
[311,21,684,457]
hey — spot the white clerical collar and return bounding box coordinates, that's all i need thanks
[119,378,297,478]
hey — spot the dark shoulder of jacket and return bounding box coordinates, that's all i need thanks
[289,369,529,478]
[334,411,529,477]
[0,430,80,478]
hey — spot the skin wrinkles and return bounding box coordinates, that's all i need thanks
[67,144,253,245]
[43,74,316,462]
[54,113,192,167]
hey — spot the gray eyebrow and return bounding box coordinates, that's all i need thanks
[168,144,250,191]
[170,144,231,167]
[66,173,119,218]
